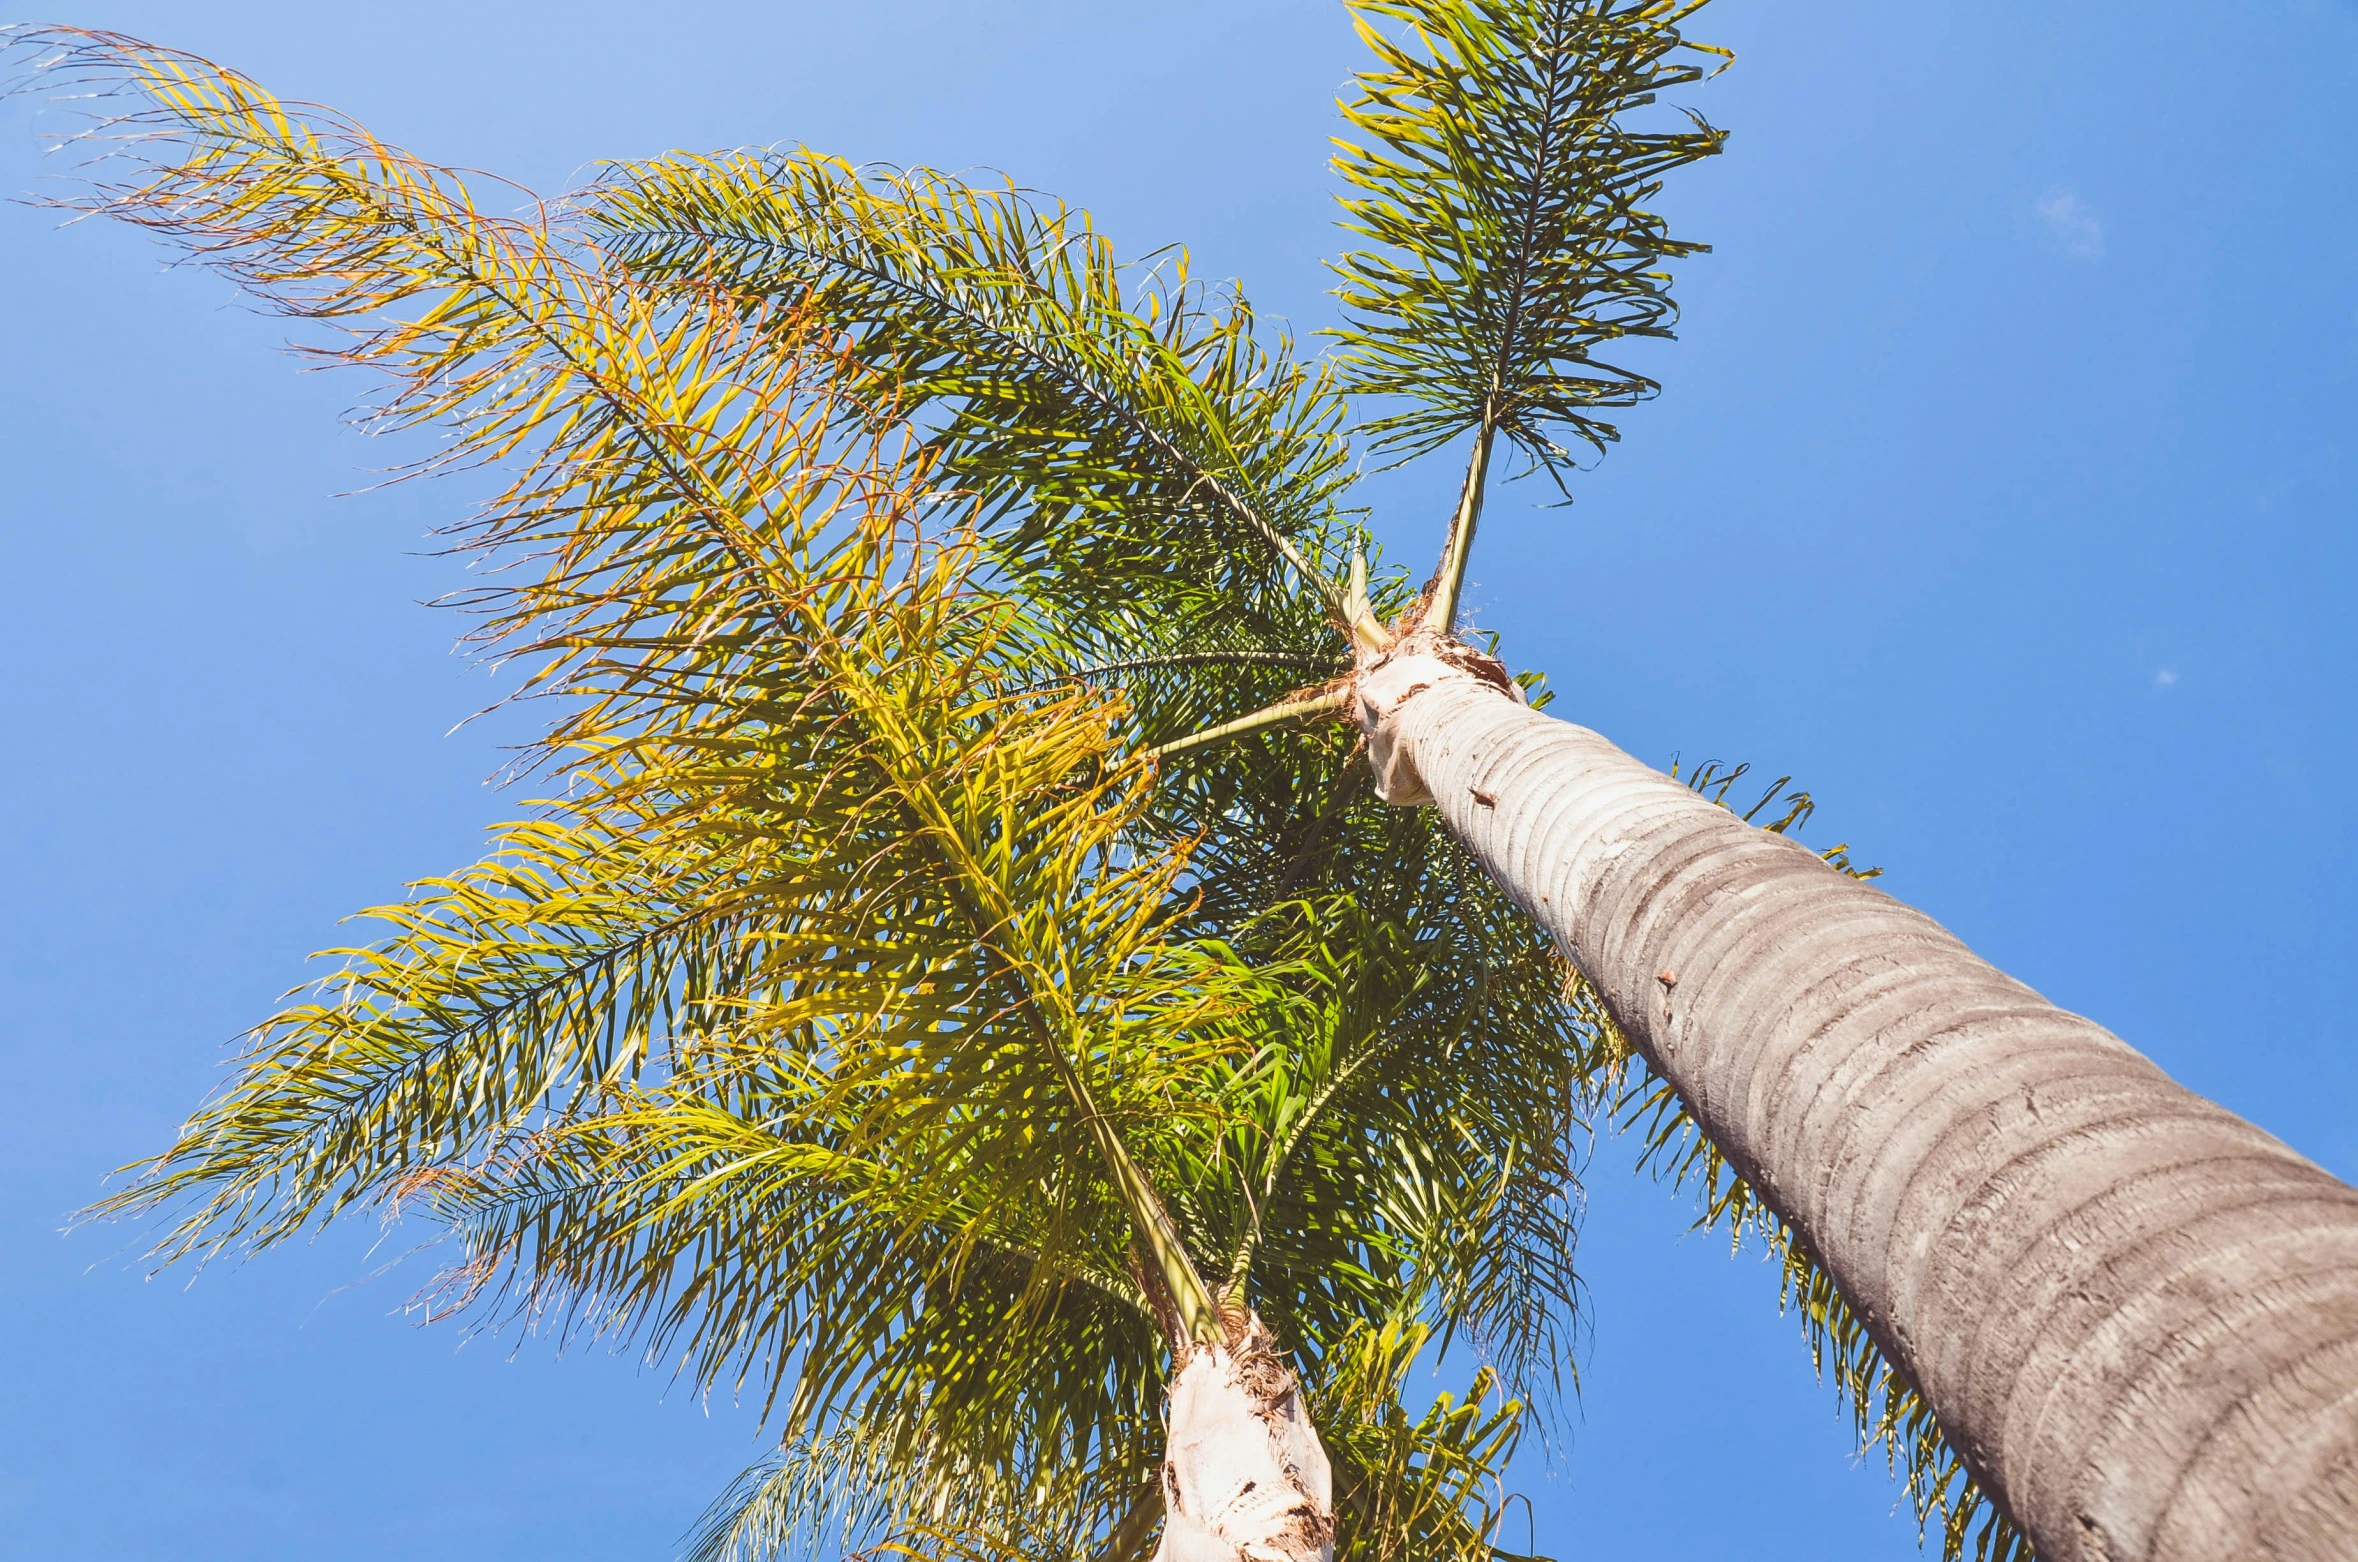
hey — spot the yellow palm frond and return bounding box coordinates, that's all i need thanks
[18,25,1627,1561]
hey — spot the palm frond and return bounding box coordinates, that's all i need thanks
[684,1429,914,1562]
[589,151,1359,632]
[681,1419,1154,1562]
[1217,856,1592,1417]
[1320,1318,1550,1562]
[94,815,767,1257]
[28,22,1246,1346]
[30,19,885,1251]
[1330,0,1727,478]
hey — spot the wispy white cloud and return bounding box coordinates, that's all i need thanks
[2155,667,2179,690]
[2036,186,2106,261]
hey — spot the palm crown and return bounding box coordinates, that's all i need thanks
[13,6,2021,1560]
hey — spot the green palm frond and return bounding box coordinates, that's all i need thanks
[38,14,1235,1345]
[680,1418,1157,1562]
[420,1055,1165,1432]
[1321,1318,1550,1562]
[102,815,765,1259]
[1330,0,1726,630]
[683,1426,929,1562]
[1330,0,1726,475]
[590,151,1359,634]
[40,23,887,1252]
[1200,867,1590,1411]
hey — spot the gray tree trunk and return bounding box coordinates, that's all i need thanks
[1359,641,2358,1562]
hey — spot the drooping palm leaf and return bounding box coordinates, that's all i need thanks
[1177,864,1590,1410]
[27,17,1234,1463]
[679,1419,1158,1562]
[21,31,1581,1558]
[1321,1319,1541,1562]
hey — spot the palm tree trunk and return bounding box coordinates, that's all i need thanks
[1113,1172,1333,1561]
[1359,642,2358,1562]
[1152,1317,1334,1562]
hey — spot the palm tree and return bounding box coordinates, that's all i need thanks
[22,1,2354,1557]
[1324,10,2358,1560]
[10,23,1590,1562]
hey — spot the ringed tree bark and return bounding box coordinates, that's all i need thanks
[1312,6,2358,1549]
[1356,639,2358,1562]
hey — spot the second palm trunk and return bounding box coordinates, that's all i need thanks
[1154,1318,1333,1562]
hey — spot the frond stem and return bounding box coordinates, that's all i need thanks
[1423,427,1495,634]
[1144,689,1350,762]
[1024,649,1347,692]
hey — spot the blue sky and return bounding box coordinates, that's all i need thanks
[3,3,2353,1557]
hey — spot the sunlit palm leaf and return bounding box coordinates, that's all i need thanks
[1321,1319,1550,1562]
[591,152,1356,628]
[679,1418,1156,1562]
[28,20,1232,1458]
[1330,0,1726,478]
